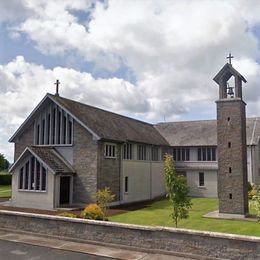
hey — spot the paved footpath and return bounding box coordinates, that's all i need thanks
[0,229,193,260]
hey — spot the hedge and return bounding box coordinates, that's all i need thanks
[0,174,11,185]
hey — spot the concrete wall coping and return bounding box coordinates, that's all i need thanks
[0,209,260,243]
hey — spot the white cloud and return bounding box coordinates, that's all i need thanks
[2,0,260,160]
[0,56,149,161]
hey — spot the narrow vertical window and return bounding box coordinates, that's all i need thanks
[30,157,35,189]
[137,145,146,160]
[36,161,40,190]
[63,115,67,144]
[172,148,176,160]
[36,124,40,145]
[229,167,232,173]
[41,167,47,191]
[123,143,132,160]
[52,108,56,144]
[25,161,29,189]
[199,172,205,187]
[125,176,128,193]
[207,148,212,161]
[212,147,216,161]
[186,148,190,161]
[57,110,61,144]
[19,167,24,189]
[198,148,201,161]
[152,147,159,161]
[68,120,72,144]
[41,119,45,144]
[47,113,50,145]
[228,142,231,148]
[202,148,206,161]
[229,193,232,199]
[104,143,116,158]
[177,149,181,161]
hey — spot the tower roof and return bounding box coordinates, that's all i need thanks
[213,63,247,84]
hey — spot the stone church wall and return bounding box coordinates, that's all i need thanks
[14,122,34,161]
[97,142,121,201]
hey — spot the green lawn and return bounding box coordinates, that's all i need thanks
[110,198,260,236]
[0,185,11,198]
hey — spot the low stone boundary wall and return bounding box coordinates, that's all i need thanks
[0,210,259,259]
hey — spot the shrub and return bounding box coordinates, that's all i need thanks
[251,185,260,220]
[93,187,115,217]
[248,184,257,200]
[57,212,77,218]
[80,204,104,220]
[0,174,11,185]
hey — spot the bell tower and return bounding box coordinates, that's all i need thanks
[214,54,248,216]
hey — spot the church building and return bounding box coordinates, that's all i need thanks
[8,61,260,210]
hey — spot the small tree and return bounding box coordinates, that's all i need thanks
[94,187,115,218]
[164,154,192,227]
[0,154,9,171]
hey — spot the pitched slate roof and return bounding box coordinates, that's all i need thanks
[9,147,74,174]
[213,63,247,84]
[29,147,74,173]
[49,94,168,146]
[155,117,260,146]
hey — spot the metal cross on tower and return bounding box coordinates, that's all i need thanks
[54,79,60,96]
[226,52,234,65]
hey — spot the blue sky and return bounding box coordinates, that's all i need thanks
[1,0,260,162]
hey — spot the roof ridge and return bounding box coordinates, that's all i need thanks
[48,93,153,127]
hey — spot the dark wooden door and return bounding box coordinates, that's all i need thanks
[60,176,70,204]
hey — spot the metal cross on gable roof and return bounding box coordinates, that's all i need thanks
[226,52,234,65]
[54,79,60,96]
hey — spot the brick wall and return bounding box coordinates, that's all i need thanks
[73,122,98,204]
[0,210,259,260]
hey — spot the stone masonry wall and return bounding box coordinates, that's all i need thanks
[217,99,248,215]
[97,142,121,201]
[14,122,34,161]
[0,210,260,260]
[73,122,98,204]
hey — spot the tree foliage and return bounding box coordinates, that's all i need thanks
[164,154,192,227]
[93,187,115,218]
[0,154,9,171]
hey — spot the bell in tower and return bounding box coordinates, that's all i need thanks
[213,54,248,217]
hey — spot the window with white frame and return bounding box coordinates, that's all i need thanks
[172,147,190,161]
[137,145,147,160]
[35,104,73,146]
[197,147,216,161]
[19,156,47,191]
[123,143,133,160]
[104,143,116,158]
[151,146,159,161]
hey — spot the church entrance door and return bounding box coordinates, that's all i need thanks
[60,176,71,205]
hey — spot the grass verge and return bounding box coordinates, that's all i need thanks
[110,198,260,236]
[0,185,11,198]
